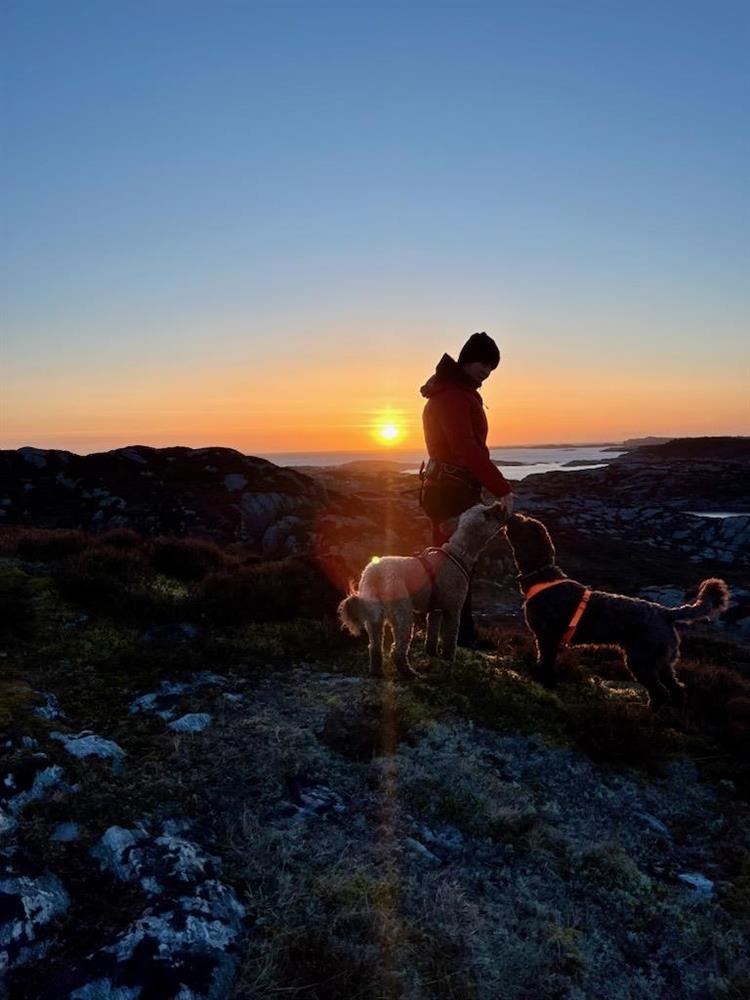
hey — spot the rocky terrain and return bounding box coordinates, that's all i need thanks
[1,436,749,998]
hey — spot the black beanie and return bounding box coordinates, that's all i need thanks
[457,332,500,369]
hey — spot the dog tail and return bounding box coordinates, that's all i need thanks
[664,578,730,624]
[337,584,376,637]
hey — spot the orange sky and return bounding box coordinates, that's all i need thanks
[4,347,748,454]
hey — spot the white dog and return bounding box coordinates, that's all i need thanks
[337,502,508,678]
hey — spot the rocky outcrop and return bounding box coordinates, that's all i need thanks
[52,820,247,1000]
[0,446,322,554]
[514,445,750,584]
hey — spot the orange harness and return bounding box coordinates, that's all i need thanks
[523,579,593,647]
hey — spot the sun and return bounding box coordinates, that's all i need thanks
[369,409,407,447]
[378,423,400,443]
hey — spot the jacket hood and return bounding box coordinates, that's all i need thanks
[420,354,481,398]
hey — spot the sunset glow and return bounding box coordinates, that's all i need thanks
[377,423,400,443]
[3,4,748,456]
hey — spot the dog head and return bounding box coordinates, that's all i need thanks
[504,513,556,573]
[452,502,508,552]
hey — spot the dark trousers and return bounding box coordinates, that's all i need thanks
[431,519,477,643]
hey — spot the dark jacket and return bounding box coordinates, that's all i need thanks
[421,354,511,497]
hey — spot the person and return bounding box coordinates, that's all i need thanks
[419,331,514,648]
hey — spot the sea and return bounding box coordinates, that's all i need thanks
[259,445,625,482]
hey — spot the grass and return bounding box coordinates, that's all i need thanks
[3,529,750,1000]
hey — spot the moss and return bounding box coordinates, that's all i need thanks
[415,650,568,743]
[577,843,651,896]
[202,619,351,668]
[319,687,436,760]
[546,922,585,974]
[314,868,400,910]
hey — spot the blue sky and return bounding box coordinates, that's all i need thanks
[2,1,749,450]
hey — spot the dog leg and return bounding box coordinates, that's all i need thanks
[365,615,385,678]
[536,636,559,689]
[390,604,421,680]
[439,609,460,663]
[425,611,441,657]
[624,649,672,713]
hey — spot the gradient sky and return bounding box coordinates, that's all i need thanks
[2,0,749,454]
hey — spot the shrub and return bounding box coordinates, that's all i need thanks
[150,536,226,581]
[53,546,181,624]
[679,659,750,747]
[567,698,676,770]
[195,556,342,624]
[96,527,142,549]
[15,528,90,561]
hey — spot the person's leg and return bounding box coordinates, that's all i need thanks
[457,575,478,645]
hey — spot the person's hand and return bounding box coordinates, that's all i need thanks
[500,492,514,517]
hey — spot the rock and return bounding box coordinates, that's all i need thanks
[0,445,320,543]
[634,811,671,838]
[678,872,714,898]
[33,694,66,721]
[139,622,200,645]
[71,822,246,999]
[1,755,66,820]
[404,837,440,863]
[168,713,212,734]
[50,822,80,843]
[223,473,247,491]
[0,873,71,970]
[277,776,346,822]
[50,732,126,772]
[129,674,228,721]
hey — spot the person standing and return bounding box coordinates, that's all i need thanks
[419,331,513,648]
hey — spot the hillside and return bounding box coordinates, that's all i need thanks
[1,440,749,998]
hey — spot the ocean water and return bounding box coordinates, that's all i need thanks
[260,445,625,481]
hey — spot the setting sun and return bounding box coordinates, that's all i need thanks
[369,409,407,447]
[378,423,399,442]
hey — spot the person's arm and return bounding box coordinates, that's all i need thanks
[439,392,512,497]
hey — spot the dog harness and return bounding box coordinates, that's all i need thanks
[523,579,593,647]
[416,546,470,612]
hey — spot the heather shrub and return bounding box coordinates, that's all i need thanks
[15,528,90,561]
[567,697,675,770]
[0,527,26,556]
[53,545,180,623]
[679,659,750,747]
[96,527,142,549]
[195,556,342,624]
[150,536,226,581]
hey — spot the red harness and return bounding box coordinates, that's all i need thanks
[524,579,593,647]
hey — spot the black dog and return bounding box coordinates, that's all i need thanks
[504,514,730,715]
